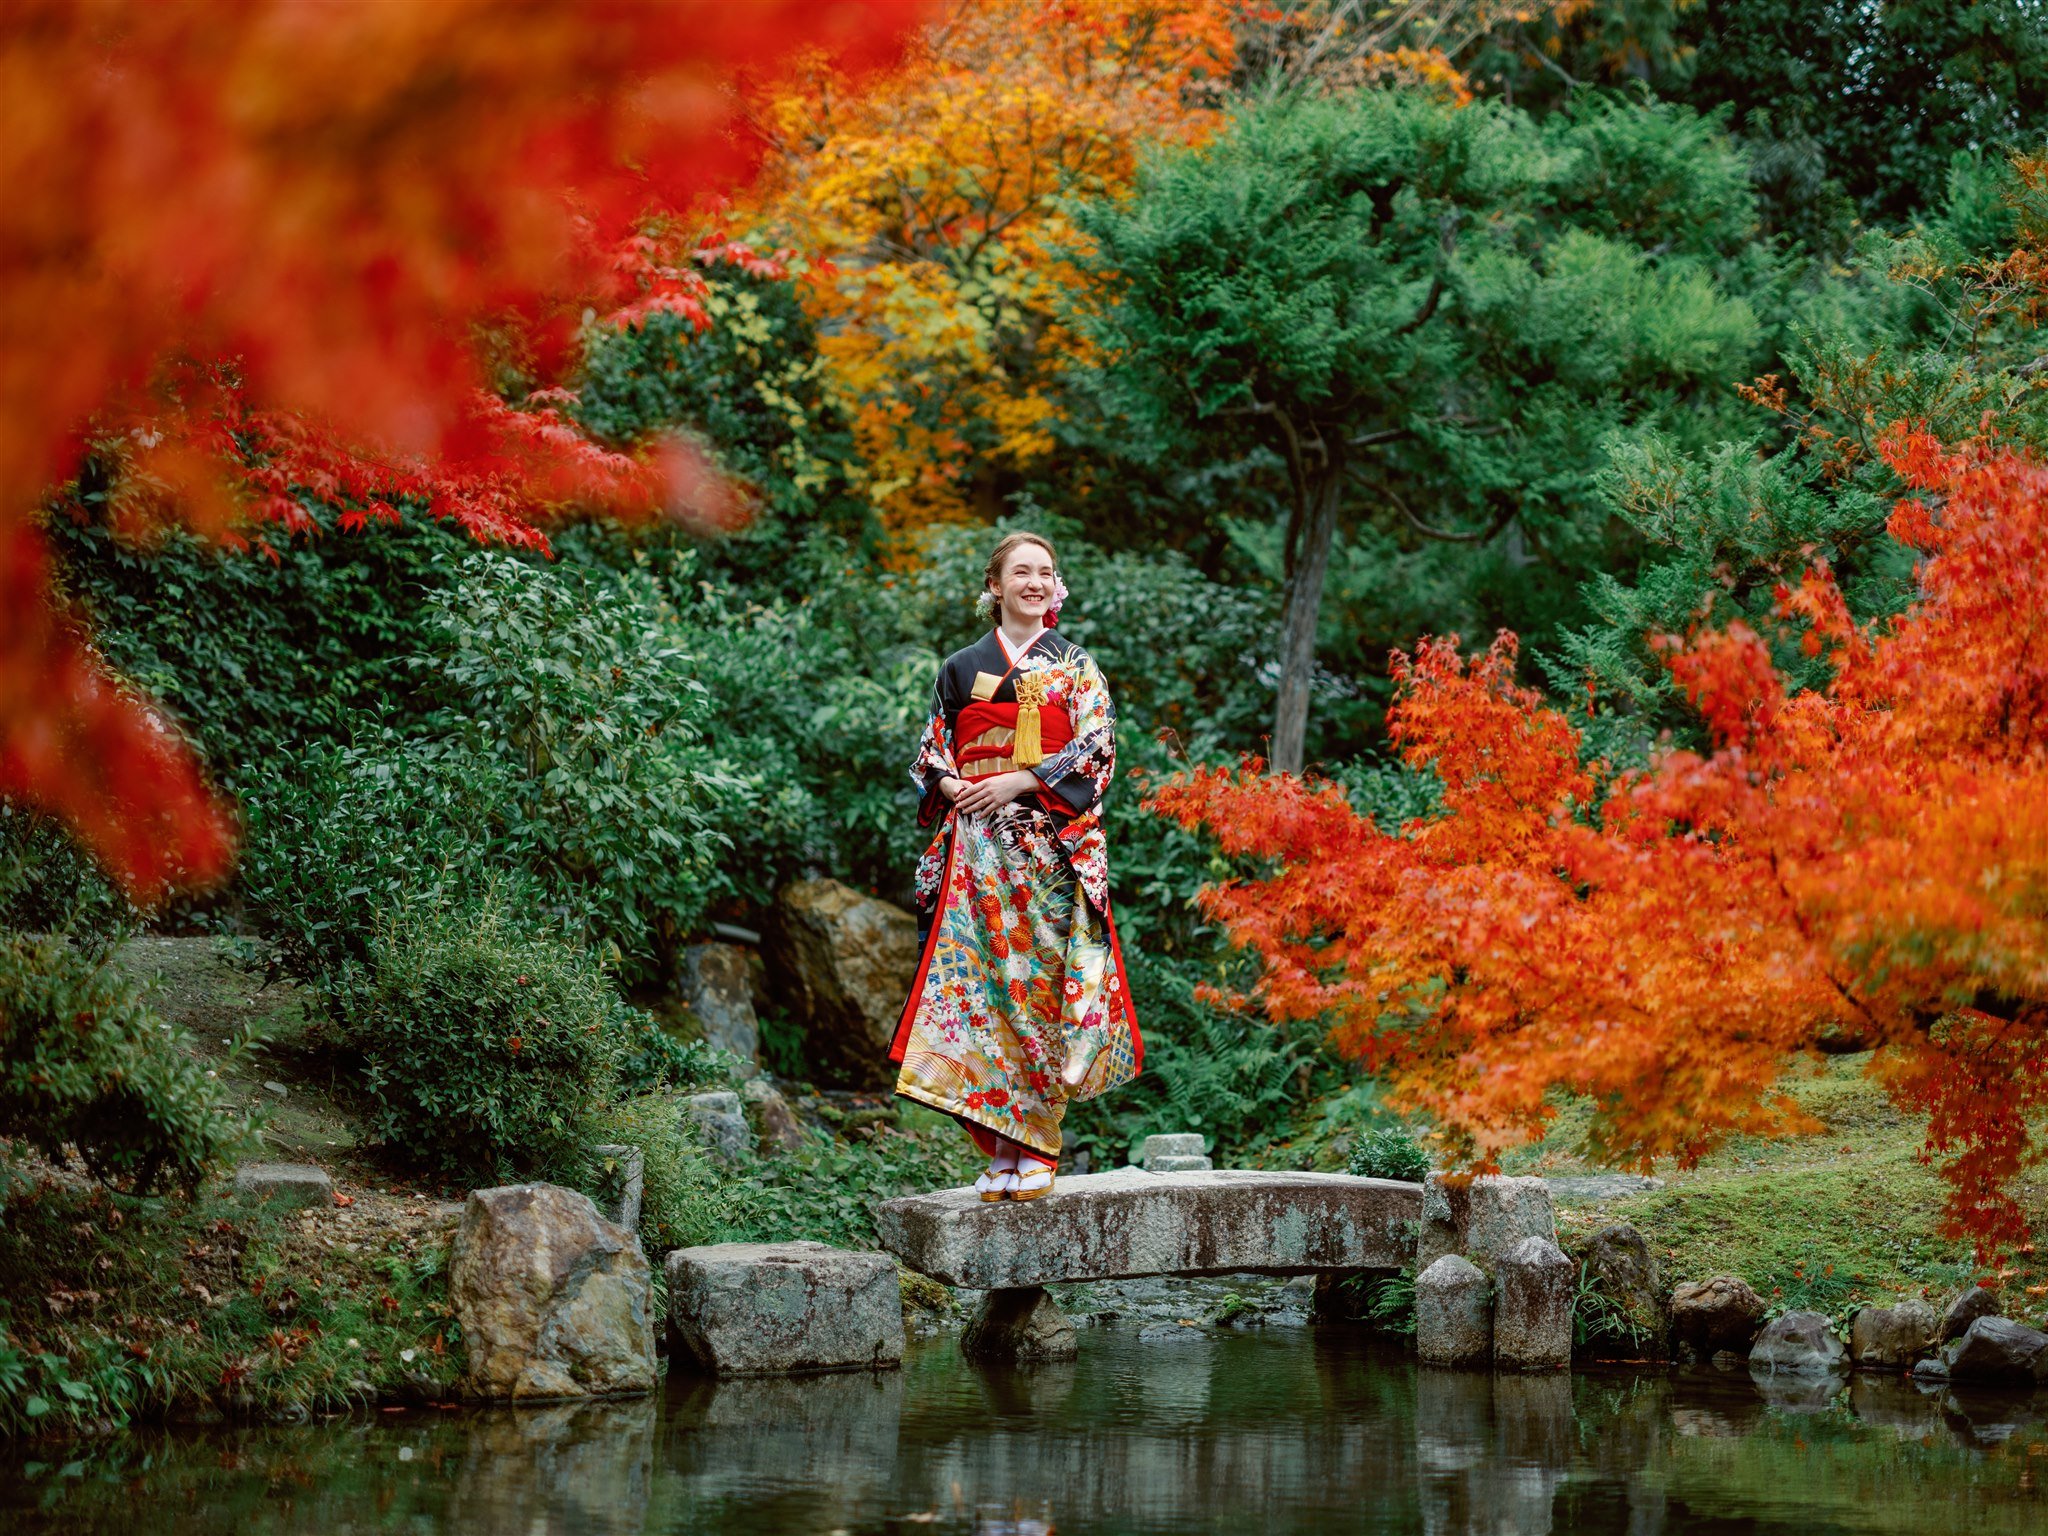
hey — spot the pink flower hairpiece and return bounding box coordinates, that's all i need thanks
[1046,572,1069,627]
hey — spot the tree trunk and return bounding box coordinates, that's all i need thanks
[1270,464,1341,776]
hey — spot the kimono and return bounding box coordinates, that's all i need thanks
[887,625,1142,1160]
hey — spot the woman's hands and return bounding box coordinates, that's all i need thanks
[950,769,1041,817]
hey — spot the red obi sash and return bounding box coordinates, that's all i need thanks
[956,700,1072,782]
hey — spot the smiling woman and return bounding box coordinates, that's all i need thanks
[888,532,1142,1202]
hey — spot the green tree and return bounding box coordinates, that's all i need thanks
[1548,144,2048,747]
[1072,88,1766,771]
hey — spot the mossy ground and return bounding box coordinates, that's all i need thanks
[0,1170,462,1436]
[1493,1052,2048,1325]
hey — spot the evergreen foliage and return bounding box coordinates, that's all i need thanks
[1072,88,1769,765]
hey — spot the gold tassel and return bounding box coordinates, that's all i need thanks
[1013,673,1047,766]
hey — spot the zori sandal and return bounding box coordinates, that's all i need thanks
[1011,1163,1055,1202]
[974,1169,1010,1203]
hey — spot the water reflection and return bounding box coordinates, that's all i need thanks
[1,1328,2045,1535]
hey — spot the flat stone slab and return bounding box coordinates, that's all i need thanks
[667,1241,903,1376]
[233,1162,333,1208]
[875,1169,1421,1289]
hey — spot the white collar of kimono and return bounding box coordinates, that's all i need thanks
[993,625,1046,666]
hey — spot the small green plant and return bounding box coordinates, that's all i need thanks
[1348,1125,1432,1183]
[1214,1291,1254,1326]
[1367,1270,1418,1335]
[1759,1252,1860,1324]
[1572,1267,1656,1355]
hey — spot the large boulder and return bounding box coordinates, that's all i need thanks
[1576,1225,1668,1357]
[1749,1311,1848,1377]
[762,879,919,1088]
[1939,1285,2002,1344]
[450,1184,656,1401]
[1848,1300,1938,1370]
[874,1169,1420,1288]
[1670,1275,1767,1357]
[1914,1316,2048,1386]
[1415,1255,1492,1367]
[676,942,760,1074]
[665,1241,904,1376]
[1494,1236,1573,1371]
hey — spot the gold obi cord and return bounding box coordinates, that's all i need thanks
[1012,672,1048,767]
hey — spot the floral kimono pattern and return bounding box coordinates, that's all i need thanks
[888,627,1141,1158]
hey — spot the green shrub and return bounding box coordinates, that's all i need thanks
[335,900,623,1181]
[0,801,139,959]
[238,726,536,997]
[0,934,246,1194]
[1348,1125,1433,1183]
[580,1093,762,1258]
[417,551,735,982]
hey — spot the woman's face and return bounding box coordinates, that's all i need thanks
[991,542,1056,626]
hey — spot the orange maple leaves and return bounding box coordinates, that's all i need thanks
[2,0,926,899]
[1152,426,2048,1253]
[740,0,1239,527]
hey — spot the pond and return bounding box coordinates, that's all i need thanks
[2,1325,2043,1535]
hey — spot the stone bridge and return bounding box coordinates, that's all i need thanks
[876,1169,1423,1361]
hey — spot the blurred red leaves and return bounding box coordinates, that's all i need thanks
[1150,427,2048,1255]
[1,0,926,899]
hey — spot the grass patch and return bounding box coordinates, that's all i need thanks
[1487,1054,2048,1317]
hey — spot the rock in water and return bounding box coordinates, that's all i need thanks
[1494,1237,1573,1371]
[232,1162,333,1209]
[763,879,918,1089]
[1577,1225,1668,1357]
[1415,1255,1492,1367]
[1749,1311,1848,1377]
[1848,1300,1938,1370]
[961,1287,1077,1364]
[1670,1276,1767,1356]
[666,1242,905,1375]
[677,942,760,1074]
[1939,1285,2001,1344]
[684,1091,752,1162]
[450,1184,655,1401]
[1915,1316,2048,1386]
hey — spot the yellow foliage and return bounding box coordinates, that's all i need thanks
[742,0,1238,530]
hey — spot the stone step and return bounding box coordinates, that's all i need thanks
[875,1168,1422,1290]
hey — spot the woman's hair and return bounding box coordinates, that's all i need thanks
[981,531,1058,614]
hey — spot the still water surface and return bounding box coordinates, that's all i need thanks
[2,1327,2044,1535]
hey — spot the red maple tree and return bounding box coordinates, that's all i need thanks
[1150,426,2048,1255]
[3,0,926,901]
